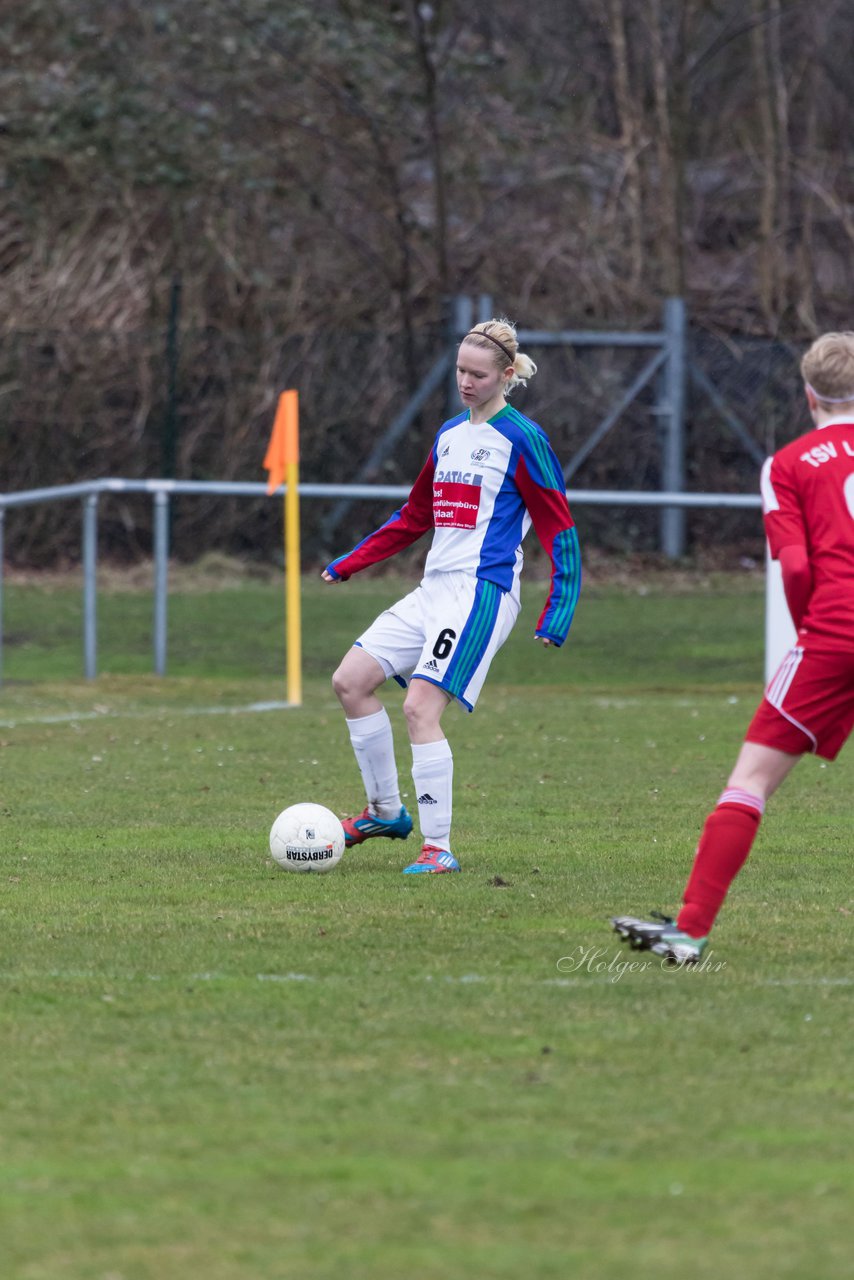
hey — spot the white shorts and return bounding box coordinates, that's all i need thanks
[355,571,521,711]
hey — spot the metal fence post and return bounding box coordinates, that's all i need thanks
[82,493,98,679]
[153,489,170,675]
[446,295,473,417]
[660,297,687,557]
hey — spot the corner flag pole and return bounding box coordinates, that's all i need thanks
[263,390,302,706]
[283,392,302,705]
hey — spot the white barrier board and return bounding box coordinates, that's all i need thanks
[764,543,797,685]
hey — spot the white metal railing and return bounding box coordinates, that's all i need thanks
[0,478,762,683]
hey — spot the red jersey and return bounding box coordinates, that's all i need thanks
[760,415,854,648]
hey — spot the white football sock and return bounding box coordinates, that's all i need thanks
[345,708,402,819]
[411,738,453,851]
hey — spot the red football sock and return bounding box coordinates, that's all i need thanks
[676,792,763,938]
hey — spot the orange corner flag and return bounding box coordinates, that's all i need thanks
[263,390,299,494]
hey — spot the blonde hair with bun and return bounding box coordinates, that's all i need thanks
[462,318,537,396]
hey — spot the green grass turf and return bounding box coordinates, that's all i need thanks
[0,569,851,1279]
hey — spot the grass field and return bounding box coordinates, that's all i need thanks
[1,564,851,1279]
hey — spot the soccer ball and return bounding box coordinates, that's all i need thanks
[269,803,346,873]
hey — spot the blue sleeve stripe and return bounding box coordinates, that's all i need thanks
[544,526,581,638]
[504,406,564,490]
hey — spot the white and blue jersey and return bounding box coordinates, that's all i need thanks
[326,404,581,647]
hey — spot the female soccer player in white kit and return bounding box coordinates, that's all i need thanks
[322,318,582,873]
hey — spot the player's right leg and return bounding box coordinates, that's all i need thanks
[613,643,854,959]
[673,740,800,938]
[612,740,801,961]
[332,616,421,849]
[331,645,388,720]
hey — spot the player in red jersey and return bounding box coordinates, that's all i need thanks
[612,331,854,963]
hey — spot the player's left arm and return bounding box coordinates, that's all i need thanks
[761,455,812,628]
[324,452,435,581]
[514,442,581,647]
[778,543,813,629]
